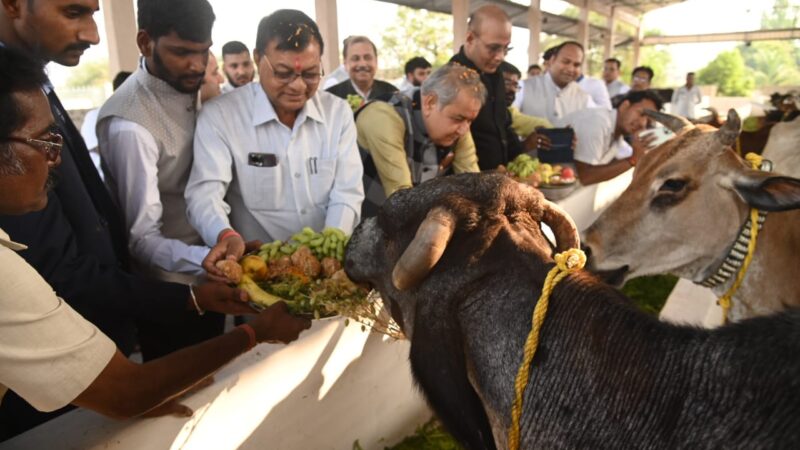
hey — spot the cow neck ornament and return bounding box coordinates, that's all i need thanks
[699,153,769,324]
[508,248,586,450]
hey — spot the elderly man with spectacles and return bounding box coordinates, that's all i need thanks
[449,4,523,171]
[186,9,364,280]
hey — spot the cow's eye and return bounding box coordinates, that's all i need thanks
[658,178,688,193]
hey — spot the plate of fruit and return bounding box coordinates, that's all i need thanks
[498,154,577,188]
[215,228,404,338]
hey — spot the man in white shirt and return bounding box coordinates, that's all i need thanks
[97,0,215,283]
[186,9,364,281]
[578,71,612,110]
[671,72,702,119]
[220,40,255,94]
[603,58,630,98]
[555,90,662,185]
[0,44,308,438]
[79,72,131,180]
[516,41,596,123]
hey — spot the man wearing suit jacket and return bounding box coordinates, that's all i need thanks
[326,35,396,110]
[0,0,253,438]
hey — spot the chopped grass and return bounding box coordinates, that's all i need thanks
[379,420,463,450]
[621,274,679,316]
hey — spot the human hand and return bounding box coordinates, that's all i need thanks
[203,230,247,282]
[192,281,255,315]
[631,131,657,158]
[524,130,552,151]
[249,301,312,344]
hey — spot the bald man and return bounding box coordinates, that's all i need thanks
[449,5,522,171]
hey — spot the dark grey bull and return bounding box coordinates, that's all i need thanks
[344,173,800,450]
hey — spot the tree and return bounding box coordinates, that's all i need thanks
[697,50,754,96]
[733,0,800,88]
[739,41,800,88]
[380,7,453,80]
[66,59,109,88]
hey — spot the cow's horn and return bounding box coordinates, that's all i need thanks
[541,200,580,252]
[392,207,457,291]
[714,108,741,146]
[644,110,694,134]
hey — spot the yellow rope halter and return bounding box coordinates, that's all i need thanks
[508,248,586,450]
[717,153,764,324]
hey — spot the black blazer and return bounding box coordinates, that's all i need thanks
[0,90,187,354]
[326,78,398,101]
[450,47,522,171]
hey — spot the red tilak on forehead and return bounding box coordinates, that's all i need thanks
[294,58,301,71]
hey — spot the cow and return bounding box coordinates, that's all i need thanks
[584,109,800,322]
[343,172,800,450]
[762,114,800,176]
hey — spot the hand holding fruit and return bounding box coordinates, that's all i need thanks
[249,301,312,344]
[191,281,254,315]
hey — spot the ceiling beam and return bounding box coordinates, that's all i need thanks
[641,28,800,45]
[559,0,641,28]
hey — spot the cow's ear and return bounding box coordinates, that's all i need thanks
[733,170,800,212]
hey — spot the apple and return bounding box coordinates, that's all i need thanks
[561,167,575,180]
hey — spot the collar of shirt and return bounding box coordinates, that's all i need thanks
[0,228,28,251]
[544,72,564,94]
[252,84,324,128]
[349,79,371,100]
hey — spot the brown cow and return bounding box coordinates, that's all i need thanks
[584,109,800,322]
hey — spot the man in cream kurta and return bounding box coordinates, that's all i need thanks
[0,230,115,413]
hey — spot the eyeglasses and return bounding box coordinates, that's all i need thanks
[475,35,513,56]
[2,132,63,163]
[261,53,323,86]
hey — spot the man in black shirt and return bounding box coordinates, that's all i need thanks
[450,4,522,171]
[0,0,255,437]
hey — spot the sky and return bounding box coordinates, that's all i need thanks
[48,0,796,96]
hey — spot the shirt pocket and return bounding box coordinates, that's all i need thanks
[242,164,283,211]
[309,158,336,206]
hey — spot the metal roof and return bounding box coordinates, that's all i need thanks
[376,0,685,46]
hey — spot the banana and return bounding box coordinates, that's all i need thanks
[239,274,290,308]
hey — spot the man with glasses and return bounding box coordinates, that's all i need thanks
[186,9,364,280]
[0,0,254,437]
[0,47,310,434]
[630,66,654,91]
[449,4,522,171]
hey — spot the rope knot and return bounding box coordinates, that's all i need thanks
[554,248,586,272]
[745,152,763,169]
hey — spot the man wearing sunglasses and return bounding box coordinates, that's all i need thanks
[186,9,364,281]
[0,0,255,436]
[449,4,523,171]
